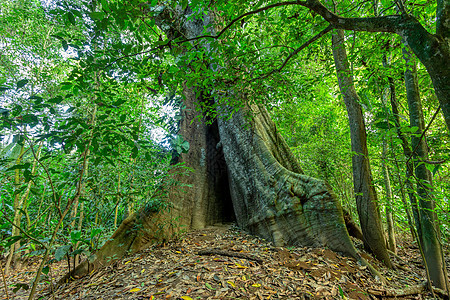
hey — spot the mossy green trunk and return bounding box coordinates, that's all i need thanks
[403,46,448,291]
[332,29,392,268]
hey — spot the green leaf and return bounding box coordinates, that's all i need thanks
[374,121,390,130]
[12,283,29,293]
[205,282,215,290]
[101,0,110,11]
[16,79,29,89]
[132,145,139,158]
[22,114,39,126]
[113,98,127,106]
[61,83,72,91]
[48,96,63,104]
[91,12,105,20]
[30,95,44,104]
[431,164,440,176]
[7,162,31,171]
[90,227,102,239]
[55,245,71,261]
[42,266,50,275]
[181,140,190,152]
[67,11,75,25]
[380,0,390,8]
[70,230,82,243]
[5,236,22,248]
[51,34,65,41]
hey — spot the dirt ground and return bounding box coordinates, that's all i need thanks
[2,224,449,299]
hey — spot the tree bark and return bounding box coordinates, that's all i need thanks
[403,46,449,291]
[331,29,392,268]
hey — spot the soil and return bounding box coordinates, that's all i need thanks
[1,224,449,299]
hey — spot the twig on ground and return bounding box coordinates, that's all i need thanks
[1,262,10,300]
[368,282,427,297]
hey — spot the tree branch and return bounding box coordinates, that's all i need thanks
[405,104,441,166]
[102,46,162,71]
[253,25,332,81]
[302,0,404,33]
[182,1,303,43]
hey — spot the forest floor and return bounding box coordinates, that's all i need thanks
[2,224,449,299]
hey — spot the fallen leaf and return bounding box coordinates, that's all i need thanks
[205,282,215,290]
[235,263,248,269]
[129,287,140,292]
[227,281,236,288]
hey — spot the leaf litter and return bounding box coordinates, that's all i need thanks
[2,223,449,299]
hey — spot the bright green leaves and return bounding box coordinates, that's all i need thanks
[60,82,73,91]
[171,135,190,155]
[90,12,105,21]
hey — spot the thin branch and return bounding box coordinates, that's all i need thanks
[252,25,332,81]
[24,136,62,218]
[405,104,441,166]
[182,1,303,43]
[102,46,162,71]
[0,262,9,300]
[0,210,48,249]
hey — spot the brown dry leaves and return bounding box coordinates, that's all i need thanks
[4,224,446,299]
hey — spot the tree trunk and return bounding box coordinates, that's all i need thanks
[60,9,380,283]
[5,141,26,275]
[403,46,449,291]
[381,138,396,253]
[331,29,392,268]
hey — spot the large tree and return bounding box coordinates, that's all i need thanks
[332,29,392,268]
[61,5,382,283]
[49,0,447,294]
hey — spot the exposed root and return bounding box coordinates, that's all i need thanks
[58,209,172,283]
[368,282,427,297]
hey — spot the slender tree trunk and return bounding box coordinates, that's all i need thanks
[331,29,392,268]
[379,59,397,253]
[114,172,121,228]
[385,58,421,239]
[5,142,26,275]
[403,46,448,291]
[68,106,95,267]
[74,202,84,266]
[381,138,396,253]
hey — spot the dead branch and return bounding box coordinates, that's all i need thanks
[368,282,427,297]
